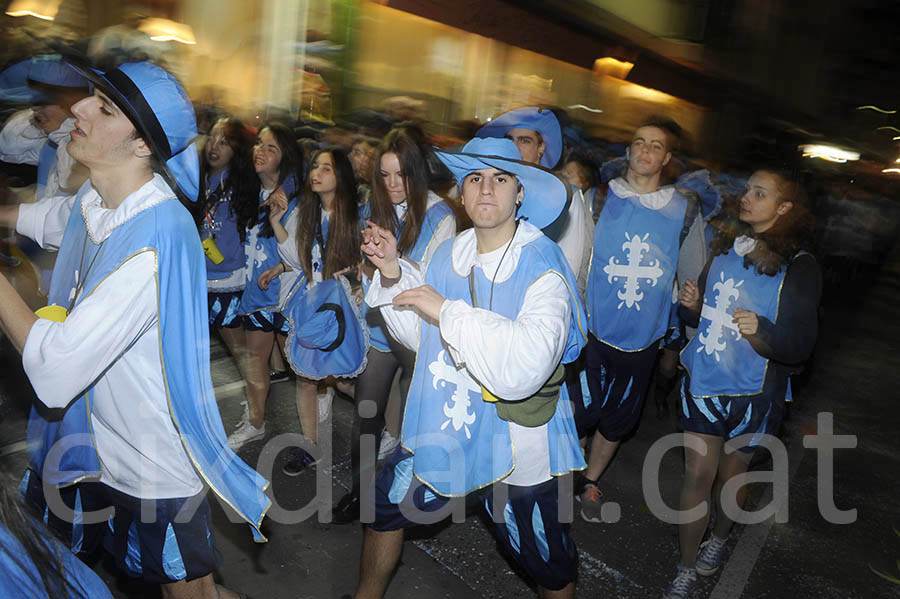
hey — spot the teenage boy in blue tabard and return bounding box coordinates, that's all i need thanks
[0,59,270,599]
[354,137,586,599]
[577,118,706,523]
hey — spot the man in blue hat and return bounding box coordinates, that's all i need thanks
[0,55,90,201]
[477,106,592,295]
[577,118,706,523]
[354,137,586,599]
[0,60,269,599]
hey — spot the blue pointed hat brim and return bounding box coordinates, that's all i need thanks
[475,107,563,169]
[434,138,568,231]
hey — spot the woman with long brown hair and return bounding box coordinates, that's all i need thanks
[227,122,304,450]
[267,147,363,474]
[332,128,456,522]
[664,169,821,598]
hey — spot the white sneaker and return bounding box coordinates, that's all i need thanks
[377,429,400,461]
[318,387,334,423]
[227,420,266,450]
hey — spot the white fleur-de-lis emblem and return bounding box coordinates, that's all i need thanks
[604,232,664,310]
[429,349,479,439]
[245,225,268,272]
[697,272,743,361]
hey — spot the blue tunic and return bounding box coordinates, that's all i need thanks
[401,233,586,496]
[201,169,245,286]
[30,184,271,541]
[586,187,688,351]
[239,176,299,314]
[681,248,787,397]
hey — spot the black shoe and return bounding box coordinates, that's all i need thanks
[282,447,316,476]
[270,369,292,384]
[332,492,360,524]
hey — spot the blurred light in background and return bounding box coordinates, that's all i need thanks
[138,17,197,45]
[593,57,634,80]
[799,144,860,163]
[882,168,900,174]
[5,0,62,20]
[856,105,896,114]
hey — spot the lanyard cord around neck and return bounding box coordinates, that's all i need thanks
[68,232,104,312]
[467,219,520,312]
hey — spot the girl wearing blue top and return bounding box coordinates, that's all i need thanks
[228,123,304,450]
[199,117,257,365]
[267,147,363,474]
[331,129,456,523]
[664,169,821,599]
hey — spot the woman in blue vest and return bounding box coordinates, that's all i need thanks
[664,169,821,599]
[199,117,257,368]
[228,123,304,450]
[267,147,364,474]
[331,128,456,522]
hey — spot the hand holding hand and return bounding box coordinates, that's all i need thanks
[264,188,288,224]
[361,220,400,278]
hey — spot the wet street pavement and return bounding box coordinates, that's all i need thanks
[2,247,899,599]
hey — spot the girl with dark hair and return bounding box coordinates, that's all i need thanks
[267,147,363,474]
[664,169,821,599]
[228,122,304,450]
[199,117,258,365]
[331,128,456,523]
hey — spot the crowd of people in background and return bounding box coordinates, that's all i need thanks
[0,46,821,599]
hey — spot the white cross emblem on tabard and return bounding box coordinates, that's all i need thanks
[603,232,664,310]
[429,349,478,439]
[697,272,743,362]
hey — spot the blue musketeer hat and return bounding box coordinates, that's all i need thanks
[285,277,370,380]
[0,54,88,104]
[434,137,568,231]
[475,106,563,169]
[62,56,200,204]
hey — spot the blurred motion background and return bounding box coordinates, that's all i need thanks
[2,0,900,299]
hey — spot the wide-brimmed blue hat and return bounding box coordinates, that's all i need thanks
[64,59,200,203]
[475,107,563,169]
[285,277,369,380]
[434,137,568,230]
[0,55,87,104]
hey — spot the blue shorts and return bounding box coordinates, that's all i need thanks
[243,309,289,334]
[21,472,221,584]
[678,376,785,453]
[368,449,577,591]
[575,335,658,441]
[208,290,243,329]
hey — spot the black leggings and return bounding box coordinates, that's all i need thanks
[350,346,413,495]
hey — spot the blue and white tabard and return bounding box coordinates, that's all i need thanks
[239,176,299,314]
[586,184,687,351]
[681,247,787,397]
[402,234,586,497]
[31,184,271,541]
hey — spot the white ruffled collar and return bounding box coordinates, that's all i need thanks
[608,177,675,210]
[450,220,543,283]
[81,173,175,243]
[48,118,76,146]
[734,235,758,257]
